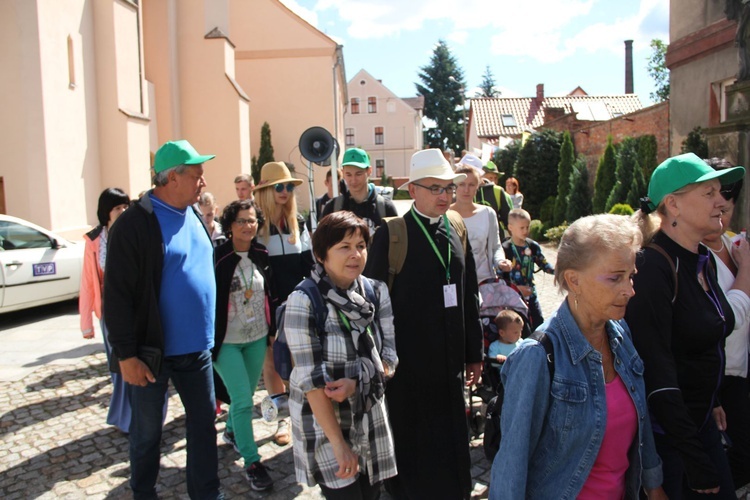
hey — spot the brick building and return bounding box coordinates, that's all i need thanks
[543,101,670,185]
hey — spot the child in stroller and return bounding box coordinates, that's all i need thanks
[467,279,529,437]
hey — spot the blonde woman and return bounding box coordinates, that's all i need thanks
[253,161,315,445]
[450,165,506,284]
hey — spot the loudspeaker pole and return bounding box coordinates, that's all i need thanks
[307,159,317,232]
[331,145,340,198]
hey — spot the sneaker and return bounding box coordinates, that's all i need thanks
[245,461,273,491]
[222,430,240,453]
[273,419,291,446]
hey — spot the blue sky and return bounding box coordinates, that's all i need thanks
[280,0,670,105]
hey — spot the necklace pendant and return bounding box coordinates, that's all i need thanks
[245,290,254,300]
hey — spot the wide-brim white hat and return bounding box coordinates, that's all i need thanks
[402,149,466,188]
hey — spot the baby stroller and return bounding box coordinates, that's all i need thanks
[467,278,529,439]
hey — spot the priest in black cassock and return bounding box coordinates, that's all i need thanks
[364,148,483,499]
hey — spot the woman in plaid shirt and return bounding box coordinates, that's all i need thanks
[285,211,398,498]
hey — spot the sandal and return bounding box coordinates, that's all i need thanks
[274,419,291,446]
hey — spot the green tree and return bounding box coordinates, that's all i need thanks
[593,136,616,213]
[415,40,465,153]
[513,129,562,218]
[475,65,500,98]
[626,162,647,210]
[251,122,275,184]
[605,137,639,212]
[647,39,670,102]
[553,131,575,225]
[566,158,592,222]
[493,139,521,181]
[637,134,659,181]
[681,126,709,159]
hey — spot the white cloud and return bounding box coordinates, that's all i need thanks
[488,0,669,63]
[447,30,469,45]
[288,0,668,60]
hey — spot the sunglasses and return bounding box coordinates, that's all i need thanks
[274,183,296,193]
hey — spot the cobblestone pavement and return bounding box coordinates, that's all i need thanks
[12,243,748,499]
[0,245,564,500]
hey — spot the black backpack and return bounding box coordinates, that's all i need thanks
[273,278,378,381]
[483,330,554,462]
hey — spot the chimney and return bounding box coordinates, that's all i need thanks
[625,40,634,94]
[536,83,544,103]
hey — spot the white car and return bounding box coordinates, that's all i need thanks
[0,214,84,313]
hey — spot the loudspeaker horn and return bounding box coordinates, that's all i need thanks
[299,126,337,164]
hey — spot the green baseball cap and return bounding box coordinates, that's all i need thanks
[647,152,745,210]
[341,148,370,169]
[153,140,216,174]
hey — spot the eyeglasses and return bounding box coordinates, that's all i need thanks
[412,182,457,195]
[274,183,296,193]
[234,218,257,225]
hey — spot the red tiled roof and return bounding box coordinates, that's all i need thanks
[471,94,643,139]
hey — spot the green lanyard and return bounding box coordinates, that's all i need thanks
[410,207,451,283]
[337,310,371,336]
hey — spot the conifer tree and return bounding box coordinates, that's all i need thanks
[626,162,647,210]
[252,122,275,184]
[605,137,639,212]
[593,136,616,213]
[494,139,521,180]
[637,135,658,181]
[475,66,500,98]
[554,131,575,225]
[566,158,592,222]
[415,40,465,153]
[513,130,561,218]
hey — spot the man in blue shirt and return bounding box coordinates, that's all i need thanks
[105,140,223,499]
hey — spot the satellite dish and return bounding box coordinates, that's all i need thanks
[299,126,338,164]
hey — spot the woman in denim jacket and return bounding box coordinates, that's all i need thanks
[489,214,665,499]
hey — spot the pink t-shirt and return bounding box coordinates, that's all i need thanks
[577,374,638,499]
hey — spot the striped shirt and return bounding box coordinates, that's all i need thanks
[285,278,398,488]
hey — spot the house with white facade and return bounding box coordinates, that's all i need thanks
[344,69,423,179]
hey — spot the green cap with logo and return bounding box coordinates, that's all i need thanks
[341,148,371,169]
[153,140,216,174]
[646,152,745,210]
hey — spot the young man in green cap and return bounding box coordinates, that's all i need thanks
[105,139,224,499]
[320,147,398,234]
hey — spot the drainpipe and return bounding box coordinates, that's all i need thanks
[331,45,345,197]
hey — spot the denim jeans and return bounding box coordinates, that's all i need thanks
[129,349,220,499]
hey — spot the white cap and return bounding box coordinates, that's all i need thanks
[456,154,485,176]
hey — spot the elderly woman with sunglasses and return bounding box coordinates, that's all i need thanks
[626,153,750,498]
[213,199,277,490]
[702,158,750,489]
[254,161,315,445]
